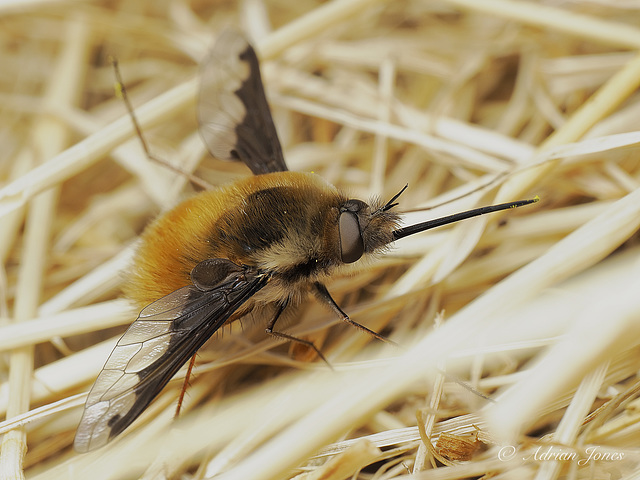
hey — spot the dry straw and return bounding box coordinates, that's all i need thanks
[1,0,640,479]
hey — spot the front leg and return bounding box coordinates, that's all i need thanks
[312,282,396,346]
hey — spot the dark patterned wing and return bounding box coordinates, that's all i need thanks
[198,29,288,175]
[74,261,268,452]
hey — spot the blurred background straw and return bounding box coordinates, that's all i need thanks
[1,0,640,479]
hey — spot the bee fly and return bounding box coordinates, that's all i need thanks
[73,30,537,452]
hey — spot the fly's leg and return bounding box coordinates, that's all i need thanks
[175,353,197,418]
[265,298,332,367]
[313,282,397,346]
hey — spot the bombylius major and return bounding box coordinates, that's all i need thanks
[73,30,537,452]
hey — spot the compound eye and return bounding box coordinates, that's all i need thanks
[339,211,364,263]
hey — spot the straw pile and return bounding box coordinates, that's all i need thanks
[1,0,640,479]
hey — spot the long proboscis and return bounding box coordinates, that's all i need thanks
[392,196,539,241]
